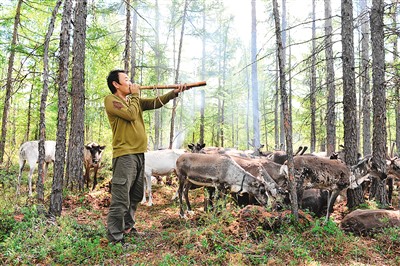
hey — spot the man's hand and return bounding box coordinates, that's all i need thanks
[129,83,140,94]
[173,83,189,94]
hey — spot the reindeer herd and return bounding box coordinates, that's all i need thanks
[143,143,400,223]
[16,140,400,224]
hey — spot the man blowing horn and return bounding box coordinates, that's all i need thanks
[104,69,192,246]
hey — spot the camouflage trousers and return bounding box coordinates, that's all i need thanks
[106,153,144,242]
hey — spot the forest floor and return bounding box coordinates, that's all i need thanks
[2,173,400,265]
[62,178,400,265]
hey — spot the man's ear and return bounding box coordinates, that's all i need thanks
[112,80,119,88]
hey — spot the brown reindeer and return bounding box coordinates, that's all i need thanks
[175,153,271,218]
[281,155,352,222]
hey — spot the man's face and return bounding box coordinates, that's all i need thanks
[114,72,131,95]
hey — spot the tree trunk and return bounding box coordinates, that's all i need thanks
[37,0,62,201]
[251,0,261,154]
[360,0,372,157]
[342,0,363,209]
[310,0,317,153]
[169,0,188,149]
[130,0,137,82]
[0,0,22,163]
[324,0,336,157]
[274,57,279,149]
[124,0,131,73]
[199,0,206,146]
[49,0,72,217]
[279,0,286,151]
[25,84,33,142]
[154,0,161,149]
[370,0,388,207]
[67,0,87,191]
[392,1,400,157]
[272,0,298,221]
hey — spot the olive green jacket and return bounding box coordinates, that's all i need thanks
[104,90,177,158]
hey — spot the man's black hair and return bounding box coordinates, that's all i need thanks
[107,69,125,94]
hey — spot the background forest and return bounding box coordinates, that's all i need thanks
[1,0,400,265]
[0,0,397,166]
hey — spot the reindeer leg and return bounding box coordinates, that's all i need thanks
[147,175,153,206]
[184,182,194,216]
[92,166,98,190]
[141,175,147,205]
[177,175,187,218]
[17,160,26,195]
[387,176,393,204]
[204,187,215,212]
[28,165,35,197]
[324,189,340,223]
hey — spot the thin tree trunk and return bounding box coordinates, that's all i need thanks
[130,0,137,82]
[370,0,388,207]
[272,0,298,220]
[49,0,72,217]
[169,0,188,149]
[199,0,206,145]
[279,0,286,151]
[274,56,279,149]
[342,0,363,209]
[124,0,131,73]
[67,0,87,191]
[25,84,33,142]
[392,1,400,157]
[0,0,22,163]
[360,0,372,157]
[251,0,261,154]
[325,0,336,156]
[154,0,161,149]
[310,0,317,153]
[37,0,62,201]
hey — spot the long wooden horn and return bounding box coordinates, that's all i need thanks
[139,81,207,90]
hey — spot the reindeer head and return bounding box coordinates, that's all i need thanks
[249,180,269,206]
[85,143,106,166]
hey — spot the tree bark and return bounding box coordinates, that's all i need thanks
[49,0,72,217]
[37,0,62,201]
[325,0,336,156]
[391,1,400,158]
[130,0,137,82]
[67,0,88,191]
[169,0,188,149]
[342,0,364,209]
[360,0,372,157]
[124,0,131,73]
[199,0,206,146]
[154,0,161,149]
[251,0,261,154]
[370,0,388,207]
[272,0,298,220]
[0,0,22,163]
[310,0,317,153]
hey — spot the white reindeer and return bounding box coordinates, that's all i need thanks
[142,149,186,206]
[17,140,56,196]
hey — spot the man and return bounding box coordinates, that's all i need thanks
[104,69,190,245]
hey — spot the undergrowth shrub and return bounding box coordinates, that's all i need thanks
[0,209,17,242]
